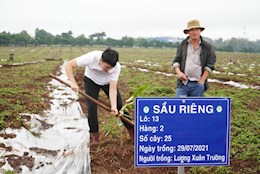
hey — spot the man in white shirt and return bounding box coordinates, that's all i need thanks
[65,48,133,144]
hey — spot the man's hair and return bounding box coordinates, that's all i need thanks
[101,48,119,67]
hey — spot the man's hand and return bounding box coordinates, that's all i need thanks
[175,67,188,81]
[65,59,79,93]
[198,80,205,85]
[70,82,79,93]
[177,72,188,81]
[110,108,119,116]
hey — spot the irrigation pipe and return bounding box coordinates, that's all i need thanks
[49,73,135,127]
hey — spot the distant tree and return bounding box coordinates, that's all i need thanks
[254,40,260,52]
[53,35,63,45]
[74,34,91,46]
[90,32,106,40]
[120,36,134,47]
[172,42,180,48]
[1,28,260,52]
[12,30,34,46]
[148,40,174,48]
[61,31,74,45]
[213,38,224,50]
[135,38,149,47]
[89,32,106,45]
[203,37,214,44]
[164,41,175,48]
[0,31,12,46]
[217,45,234,52]
[214,38,223,45]
[105,37,119,47]
[35,28,54,45]
[148,40,160,47]
[224,37,255,52]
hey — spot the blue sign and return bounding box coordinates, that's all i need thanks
[135,98,230,167]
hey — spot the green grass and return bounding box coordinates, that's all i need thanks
[0,47,64,129]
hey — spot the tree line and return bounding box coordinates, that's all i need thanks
[0,28,260,53]
[0,29,178,48]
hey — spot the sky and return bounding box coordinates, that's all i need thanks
[1,0,260,41]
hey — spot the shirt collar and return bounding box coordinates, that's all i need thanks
[188,38,201,45]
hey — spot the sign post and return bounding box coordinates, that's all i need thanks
[134,97,230,170]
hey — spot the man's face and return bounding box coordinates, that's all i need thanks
[100,60,112,72]
[188,28,201,40]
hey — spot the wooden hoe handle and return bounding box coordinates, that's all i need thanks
[49,73,135,127]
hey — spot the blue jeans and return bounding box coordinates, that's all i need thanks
[175,81,205,97]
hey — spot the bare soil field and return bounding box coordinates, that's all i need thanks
[0,46,259,174]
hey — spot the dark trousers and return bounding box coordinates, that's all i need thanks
[84,76,132,133]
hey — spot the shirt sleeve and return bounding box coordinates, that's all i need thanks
[205,46,216,73]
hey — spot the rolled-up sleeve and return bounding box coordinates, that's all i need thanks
[172,62,180,68]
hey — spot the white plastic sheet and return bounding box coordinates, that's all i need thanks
[0,63,91,174]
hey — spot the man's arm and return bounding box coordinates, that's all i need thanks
[174,66,188,81]
[172,42,188,81]
[109,80,118,115]
[200,44,216,84]
[65,59,79,92]
[199,70,209,84]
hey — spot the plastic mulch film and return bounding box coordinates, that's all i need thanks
[0,63,91,174]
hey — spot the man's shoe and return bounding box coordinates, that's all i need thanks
[90,132,100,145]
